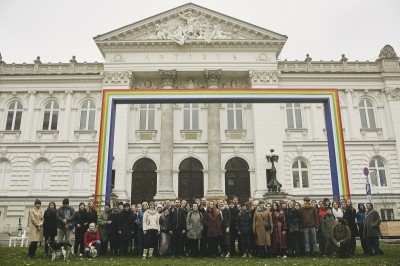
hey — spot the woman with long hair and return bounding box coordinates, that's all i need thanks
[253,200,273,258]
[271,202,287,258]
[87,201,98,225]
[343,199,357,255]
[74,202,88,256]
[43,201,57,257]
[203,200,222,258]
[142,202,160,259]
[28,199,44,259]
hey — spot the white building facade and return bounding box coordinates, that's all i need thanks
[1,3,399,227]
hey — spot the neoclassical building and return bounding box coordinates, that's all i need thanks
[1,3,399,227]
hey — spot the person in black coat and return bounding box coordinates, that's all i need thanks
[118,203,134,256]
[287,201,303,257]
[43,201,57,256]
[168,199,187,258]
[86,201,98,225]
[343,199,358,255]
[108,203,121,256]
[74,202,88,256]
[229,197,241,256]
[219,199,231,258]
[236,203,252,257]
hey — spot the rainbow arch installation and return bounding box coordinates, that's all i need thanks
[95,88,349,205]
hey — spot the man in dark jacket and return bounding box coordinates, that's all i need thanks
[168,199,187,258]
[229,197,240,256]
[299,197,319,256]
[56,198,76,244]
[119,203,134,256]
[364,203,381,255]
[236,203,252,257]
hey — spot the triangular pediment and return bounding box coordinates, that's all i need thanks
[94,3,287,47]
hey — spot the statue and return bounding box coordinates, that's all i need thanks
[266,149,282,192]
[178,10,204,37]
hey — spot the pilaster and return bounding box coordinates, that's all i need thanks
[23,91,36,142]
[155,69,177,200]
[345,89,357,140]
[61,91,73,141]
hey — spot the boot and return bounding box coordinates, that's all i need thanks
[142,249,148,259]
[148,248,154,258]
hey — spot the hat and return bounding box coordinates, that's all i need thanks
[303,196,311,201]
[34,199,41,205]
[157,204,163,209]
[62,198,69,205]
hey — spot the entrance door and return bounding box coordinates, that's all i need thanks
[178,158,204,202]
[225,157,250,202]
[131,158,157,204]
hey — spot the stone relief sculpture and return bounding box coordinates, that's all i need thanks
[379,45,398,59]
[145,10,238,45]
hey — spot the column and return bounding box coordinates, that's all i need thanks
[23,91,36,141]
[381,89,395,139]
[345,89,357,140]
[61,91,73,141]
[155,70,177,200]
[204,69,225,198]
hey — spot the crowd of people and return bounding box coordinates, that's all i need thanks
[26,196,383,260]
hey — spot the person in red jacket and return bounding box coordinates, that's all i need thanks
[84,223,101,257]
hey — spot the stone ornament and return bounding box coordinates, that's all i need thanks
[249,70,281,85]
[204,69,222,87]
[379,45,399,60]
[145,10,237,45]
[159,69,177,87]
[383,86,400,101]
[102,71,130,85]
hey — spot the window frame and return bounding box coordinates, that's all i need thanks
[369,157,387,187]
[0,160,12,190]
[79,99,96,130]
[72,160,91,191]
[33,160,51,190]
[139,104,156,130]
[183,103,199,130]
[359,98,377,129]
[286,103,303,129]
[291,159,309,188]
[5,101,23,131]
[42,100,59,130]
[227,103,244,130]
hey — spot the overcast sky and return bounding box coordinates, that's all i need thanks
[1,0,399,63]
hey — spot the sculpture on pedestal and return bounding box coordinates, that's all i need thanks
[266,149,282,192]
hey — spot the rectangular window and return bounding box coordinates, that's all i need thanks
[88,110,95,130]
[148,110,155,130]
[139,110,147,130]
[360,109,368,128]
[192,109,199,130]
[80,111,87,130]
[5,112,13,130]
[287,110,294,128]
[380,209,394,221]
[368,109,376,128]
[302,171,309,187]
[43,111,50,130]
[184,109,190,129]
[379,170,387,186]
[51,111,58,130]
[14,111,22,130]
[293,171,300,188]
[236,109,243,129]
[295,109,302,128]
[227,110,234,129]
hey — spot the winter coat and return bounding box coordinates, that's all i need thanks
[320,213,335,238]
[107,209,120,242]
[364,209,381,238]
[56,206,76,229]
[43,208,57,238]
[97,209,109,241]
[236,210,252,234]
[118,209,134,240]
[159,212,170,233]
[186,210,203,239]
[74,209,88,237]
[343,207,358,237]
[300,205,319,228]
[220,207,231,244]
[84,229,100,247]
[287,208,301,233]
[143,209,160,231]
[229,206,240,232]
[135,210,144,231]
[271,210,287,249]
[332,208,343,218]
[29,207,44,242]
[204,210,223,237]
[253,208,273,246]
[168,206,187,231]
[86,210,98,225]
[331,224,351,245]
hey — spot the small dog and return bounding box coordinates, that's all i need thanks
[47,239,72,261]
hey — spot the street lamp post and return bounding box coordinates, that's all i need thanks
[266,148,282,192]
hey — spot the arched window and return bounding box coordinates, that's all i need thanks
[72,161,91,190]
[33,161,51,190]
[369,158,387,187]
[183,103,199,130]
[42,100,59,130]
[79,100,96,130]
[359,99,376,128]
[139,104,155,130]
[286,103,302,129]
[0,161,11,190]
[292,159,309,188]
[227,103,243,130]
[5,101,23,130]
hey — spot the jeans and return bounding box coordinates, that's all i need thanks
[303,227,317,253]
[85,240,101,256]
[57,228,72,244]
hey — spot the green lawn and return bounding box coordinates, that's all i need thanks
[0,244,398,266]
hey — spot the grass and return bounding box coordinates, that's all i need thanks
[0,244,399,266]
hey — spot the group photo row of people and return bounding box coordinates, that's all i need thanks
[26,195,382,259]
